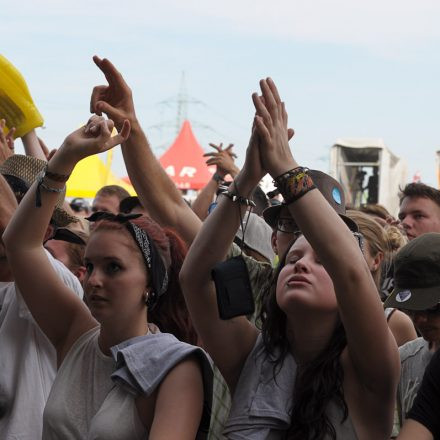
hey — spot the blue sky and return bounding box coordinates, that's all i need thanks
[2,0,440,186]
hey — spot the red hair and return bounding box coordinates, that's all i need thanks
[92,216,198,344]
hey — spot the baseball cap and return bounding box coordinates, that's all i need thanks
[262,169,358,232]
[384,233,440,310]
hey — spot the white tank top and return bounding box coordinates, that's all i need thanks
[42,327,145,439]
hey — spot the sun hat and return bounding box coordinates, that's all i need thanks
[0,154,78,227]
[384,233,440,310]
[263,169,358,232]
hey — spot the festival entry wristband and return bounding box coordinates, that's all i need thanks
[274,167,316,205]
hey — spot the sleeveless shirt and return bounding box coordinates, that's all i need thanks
[224,334,359,439]
[43,326,213,439]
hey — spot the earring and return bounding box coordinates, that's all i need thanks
[143,290,149,305]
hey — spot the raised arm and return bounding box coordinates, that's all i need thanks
[253,78,399,400]
[192,143,239,220]
[180,124,266,390]
[3,117,130,360]
[21,129,48,160]
[90,56,201,245]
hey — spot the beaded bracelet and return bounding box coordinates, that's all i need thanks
[219,190,256,207]
[273,167,316,205]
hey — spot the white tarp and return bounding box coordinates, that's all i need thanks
[330,138,407,216]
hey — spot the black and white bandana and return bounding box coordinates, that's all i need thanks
[86,212,169,308]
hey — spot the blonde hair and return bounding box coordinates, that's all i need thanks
[383,224,407,253]
[346,210,389,288]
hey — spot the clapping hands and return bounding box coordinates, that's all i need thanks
[252,78,297,179]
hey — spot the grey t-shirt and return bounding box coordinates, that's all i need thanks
[397,337,433,428]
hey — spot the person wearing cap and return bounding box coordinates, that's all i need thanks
[0,167,83,439]
[263,168,355,259]
[398,183,440,241]
[384,232,440,434]
[181,78,399,439]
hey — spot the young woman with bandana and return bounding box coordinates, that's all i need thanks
[3,116,212,439]
[180,79,400,439]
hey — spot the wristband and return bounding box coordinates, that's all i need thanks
[35,170,65,207]
[44,163,70,182]
[219,190,256,207]
[273,167,316,205]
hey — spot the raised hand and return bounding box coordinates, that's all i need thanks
[59,115,130,163]
[252,78,297,178]
[0,119,16,163]
[90,56,137,130]
[204,143,239,178]
[237,119,266,189]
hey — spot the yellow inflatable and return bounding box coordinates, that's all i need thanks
[0,54,44,138]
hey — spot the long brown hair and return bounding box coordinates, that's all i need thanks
[260,244,348,440]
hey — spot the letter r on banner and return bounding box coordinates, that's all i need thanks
[180,167,196,177]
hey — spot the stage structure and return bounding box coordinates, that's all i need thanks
[330,138,407,216]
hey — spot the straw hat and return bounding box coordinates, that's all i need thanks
[0,155,78,227]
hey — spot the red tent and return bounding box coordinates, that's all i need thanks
[159,120,215,190]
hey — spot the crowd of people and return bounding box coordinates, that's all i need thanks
[1,54,440,439]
